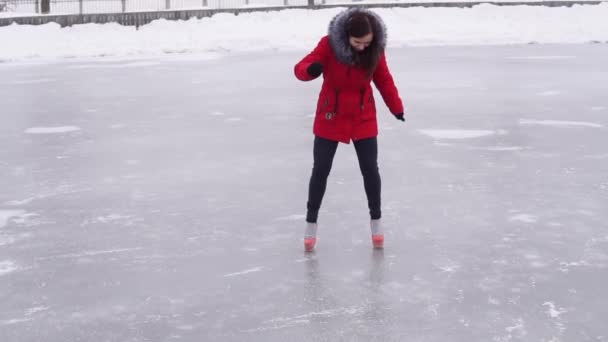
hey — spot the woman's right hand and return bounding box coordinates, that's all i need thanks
[306,62,323,78]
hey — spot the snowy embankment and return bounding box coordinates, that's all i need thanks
[1,4,608,62]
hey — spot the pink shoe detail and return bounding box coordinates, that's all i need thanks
[372,234,384,249]
[304,237,316,252]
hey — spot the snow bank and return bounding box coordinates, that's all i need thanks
[1,4,607,62]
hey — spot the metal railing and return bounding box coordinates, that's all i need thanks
[1,0,602,18]
[1,0,347,14]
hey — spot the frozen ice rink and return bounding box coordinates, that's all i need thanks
[1,44,608,341]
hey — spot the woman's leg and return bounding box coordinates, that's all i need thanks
[353,137,381,220]
[306,136,339,223]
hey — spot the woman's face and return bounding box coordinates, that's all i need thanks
[349,33,373,52]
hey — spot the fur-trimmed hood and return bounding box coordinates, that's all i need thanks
[327,7,387,65]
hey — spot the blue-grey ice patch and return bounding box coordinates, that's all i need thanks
[24,126,81,134]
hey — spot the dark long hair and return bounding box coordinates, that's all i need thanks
[345,12,382,77]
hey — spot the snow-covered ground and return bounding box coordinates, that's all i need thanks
[1,43,607,341]
[2,4,608,62]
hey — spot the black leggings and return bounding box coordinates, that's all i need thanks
[306,136,381,223]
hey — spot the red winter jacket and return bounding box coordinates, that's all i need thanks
[294,9,404,144]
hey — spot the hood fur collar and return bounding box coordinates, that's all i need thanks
[327,7,387,65]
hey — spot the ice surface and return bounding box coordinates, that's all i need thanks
[1,44,607,341]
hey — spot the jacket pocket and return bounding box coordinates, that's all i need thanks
[317,90,339,121]
[359,92,376,121]
[316,96,329,115]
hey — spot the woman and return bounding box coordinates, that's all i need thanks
[294,7,405,252]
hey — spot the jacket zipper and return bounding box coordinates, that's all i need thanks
[359,88,365,111]
[333,88,340,115]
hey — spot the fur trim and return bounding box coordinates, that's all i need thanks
[327,7,387,65]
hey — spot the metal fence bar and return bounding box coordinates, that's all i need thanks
[1,0,606,21]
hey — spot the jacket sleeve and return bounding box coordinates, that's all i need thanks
[372,52,404,115]
[294,36,330,81]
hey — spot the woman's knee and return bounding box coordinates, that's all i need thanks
[359,161,379,176]
[312,162,333,179]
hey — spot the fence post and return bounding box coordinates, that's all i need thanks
[35,0,39,13]
[41,0,50,13]
[307,0,314,6]
[79,0,83,14]
[166,0,170,9]
[284,0,288,5]
[203,0,207,7]
[122,0,126,12]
